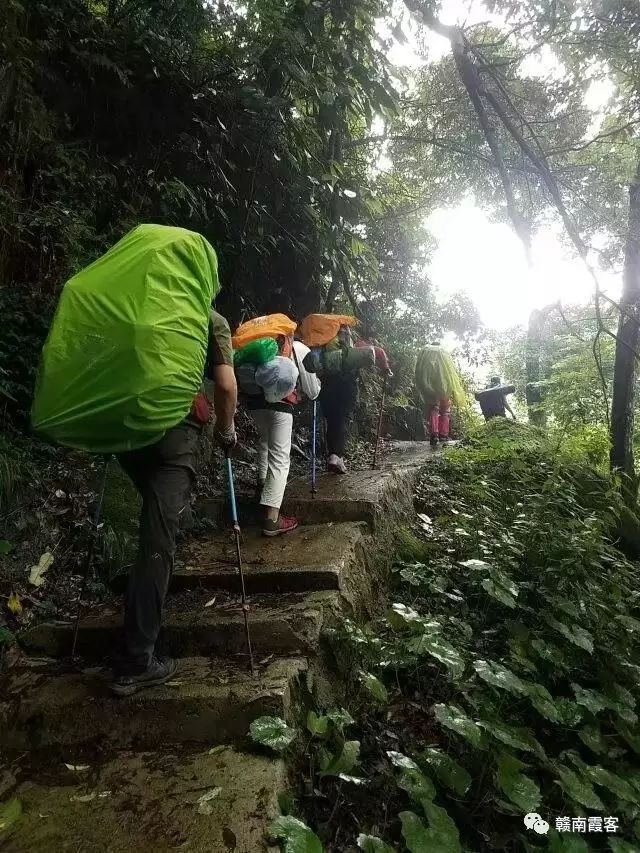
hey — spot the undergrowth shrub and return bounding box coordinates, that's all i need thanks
[329,419,640,851]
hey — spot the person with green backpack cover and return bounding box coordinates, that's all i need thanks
[32,224,237,695]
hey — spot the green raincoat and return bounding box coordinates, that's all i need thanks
[31,224,219,453]
[415,345,466,407]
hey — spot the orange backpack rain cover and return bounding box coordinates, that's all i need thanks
[232,313,297,350]
[297,314,357,348]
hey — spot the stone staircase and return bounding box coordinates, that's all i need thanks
[0,442,433,852]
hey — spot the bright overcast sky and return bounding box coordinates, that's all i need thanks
[383,0,620,332]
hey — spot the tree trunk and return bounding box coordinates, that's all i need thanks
[525,309,546,427]
[610,163,640,501]
[525,304,558,427]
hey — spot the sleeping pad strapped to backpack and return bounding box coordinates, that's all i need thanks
[31,224,219,453]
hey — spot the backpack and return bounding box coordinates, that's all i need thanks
[298,314,360,376]
[233,315,300,404]
[31,224,219,453]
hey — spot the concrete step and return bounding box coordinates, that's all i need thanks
[5,746,284,852]
[172,521,367,594]
[1,656,306,752]
[17,590,336,660]
[199,441,433,530]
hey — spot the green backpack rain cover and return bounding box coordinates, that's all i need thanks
[31,224,220,453]
[415,345,466,407]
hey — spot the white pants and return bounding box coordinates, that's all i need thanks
[252,409,293,510]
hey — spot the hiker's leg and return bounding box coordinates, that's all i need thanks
[438,398,451,439]
[121,423,198,667]
[429,402,440,435]
[320,380,343,456]
[262,411,293,511]
[261,411,297,535]
[253,409,270,496]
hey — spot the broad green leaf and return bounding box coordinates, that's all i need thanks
[609,840,638,852]
[326,708,355,731]
[477,720,543,755]
[616,721,640,754]
[473,659,525,695]
[489,567,518,597]
[605,683,638,725]
[0,540,12,555]
[572,684,608,715]
[270,815,323,853]
[388,751,436,802]
[388,751,420,771]
[357,835,394,852]
[399,811,430,853]
[549,833,590,852]
[0,798,21,836]
[419,747,471,795]
[496,753,541,812]
[615,614,640,634]
[319,740,360,776]
[407,635,465,678]
[578,723,608,755]
[587,765,637,801]
[387,603,423,630]
[481,578,517,608]
[433,704,482,748]
[521,682,562,722]
[360,672,388,704]
[555,698,583,727]
[554,766,605,810]
[249,716,296,753]
[459,558,489,569]
[422,801,461,853]
[306,711,329,737]
[531,639,567,667]
[545,616,594,653]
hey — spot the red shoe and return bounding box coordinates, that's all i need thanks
[262,514,299,537]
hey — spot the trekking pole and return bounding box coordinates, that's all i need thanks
[311,399,317,499]
[372,373,389,470]
[224,453,255,675]
[71,455,110,658]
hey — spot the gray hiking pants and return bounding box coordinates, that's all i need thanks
[117,422,199,667]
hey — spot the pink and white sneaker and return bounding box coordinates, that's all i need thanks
[263,514,300,537]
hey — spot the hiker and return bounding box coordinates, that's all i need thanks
[414,344,465,447]
[475,375,517,421]
[298,314,391,475]
[32,224,236,696]
[233,315,321,536]
[114,309,237,695]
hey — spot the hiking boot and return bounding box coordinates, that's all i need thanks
[327,454,347,474]
[429,434,439,448]
[263,514,299,537]
[110,655,177,697]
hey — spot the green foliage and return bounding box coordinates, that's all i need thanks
[357,835,395,853]
[331,421,640,849]
[249,716,296,753]
[0,797,21,837]
[270,815,323,853]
